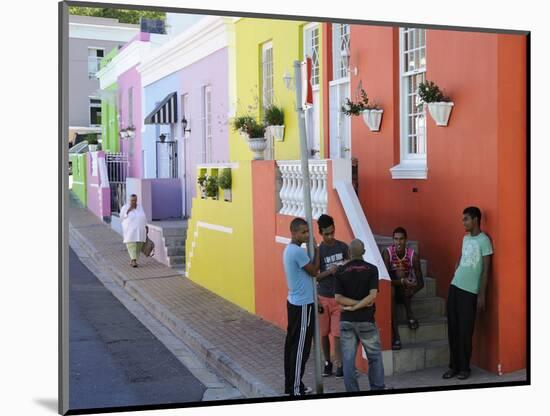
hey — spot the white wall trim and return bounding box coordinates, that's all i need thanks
[69,22,139,42]
[197,221,233,234]
[97,41,152,89]
[138,16,231,86]
[196,162,240,169]
[389,161,428,180]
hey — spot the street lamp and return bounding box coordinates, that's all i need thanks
[282,71,294,90]
[181,117,191,134]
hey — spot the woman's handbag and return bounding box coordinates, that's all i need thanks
[141,227,155,257]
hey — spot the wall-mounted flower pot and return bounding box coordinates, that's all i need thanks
[362,109,384,132]
[248,137,267,160]
[427,102,454,126]
[127,130,136,138]
[223,189,232,202]
[268,125,285,141]
[88,144,98,152]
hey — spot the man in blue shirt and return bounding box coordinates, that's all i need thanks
[283,217,320,396]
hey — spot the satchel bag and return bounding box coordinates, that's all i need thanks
[141,227,155,257]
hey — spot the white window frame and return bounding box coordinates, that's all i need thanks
[87,47,105,79]
[202,86,213,163]
[390,28,428,180]
[332,23,350,81]
[303,23,320,87]
[261,42,274,110]
[127,87,134,127]
[89,96,102,127]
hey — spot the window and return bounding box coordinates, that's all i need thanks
[89,98,102,126]
[390,28,427,179]
[332,23,350,80]
[128,87,134,127]
[261,42,274,109]
[304,24,320,86]
[202,86,212,163]
[88,48,104,79]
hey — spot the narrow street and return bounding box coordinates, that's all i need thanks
[69,246,206,410]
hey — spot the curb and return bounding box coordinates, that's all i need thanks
[69,222,279,399]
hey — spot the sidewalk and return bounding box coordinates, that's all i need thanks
[68,197,527,398]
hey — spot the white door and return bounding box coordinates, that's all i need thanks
[303,23,321,159]
[329,79,351,159]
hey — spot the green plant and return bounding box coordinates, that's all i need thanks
[197,174,208,189]
[205,176,219,198]
[245,119,267,138]
[417,80,450,103]
[85,133,99,145]
[232,115,255,132]
[263,105,285,126]
[218,168,232,190]
[341,88,370,116]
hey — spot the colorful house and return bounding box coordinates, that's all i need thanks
[186,19,526,377]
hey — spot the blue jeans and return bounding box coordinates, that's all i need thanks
[340,321,385,392]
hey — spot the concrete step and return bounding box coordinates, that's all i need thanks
[164,236,186,247]
[414,276,437,298]
[169,255,186,266]
[167,246,186,256]
[395,296,446,321]
[160,227,188,237]
[397,317,447,344]
[392,340,449,374]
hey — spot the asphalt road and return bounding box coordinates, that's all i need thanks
[69,247,206,411]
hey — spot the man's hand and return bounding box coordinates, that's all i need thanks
[341,305,356,312]
[128,206,135,213]
[477,292,486,311]
[328,265,338,275]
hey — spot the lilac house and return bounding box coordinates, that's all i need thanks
[137,16,233,218]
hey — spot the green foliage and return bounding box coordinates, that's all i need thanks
[84,133,98,145]
[341,88,370,116]
[69,7,165,24]
[197,174,208,188]
[232,115,255,132]
[263,105,285,126]
[417,80,450,103]
[205,176,219,198]
[218,168,232,190]
[245,119,267,138]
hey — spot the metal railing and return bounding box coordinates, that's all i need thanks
[106,152,128,214]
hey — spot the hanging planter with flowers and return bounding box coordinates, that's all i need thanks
[418,80,454,126]
[341,87,384,132]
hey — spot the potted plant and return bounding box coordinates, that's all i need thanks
[197,174,208,199]
[232,115,255,139]
[342,88,384,131]
[205,175,219,200]
[218,168,232,201]
[126,126,136,138]
[263,105,285,141]
[86,133,99,152]
[418,80,454,126]
[245,119,268,160]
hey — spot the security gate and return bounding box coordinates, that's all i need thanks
[106,152,128,214]
[156,140,178,178]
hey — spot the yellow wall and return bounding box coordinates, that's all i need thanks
[230,18,325,161]
[185,162,255,313]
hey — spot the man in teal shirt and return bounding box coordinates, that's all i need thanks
[443,207,493,380]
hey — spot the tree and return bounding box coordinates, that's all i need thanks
[69,7,165,24]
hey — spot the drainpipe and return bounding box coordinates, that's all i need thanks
[293,60,323,394]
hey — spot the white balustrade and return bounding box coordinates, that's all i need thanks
[276,160,328,219]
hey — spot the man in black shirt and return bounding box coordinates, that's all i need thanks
[335,239,385,392]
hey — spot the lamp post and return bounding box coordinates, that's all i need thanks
[181,117,191,135]
[291,60,324,395]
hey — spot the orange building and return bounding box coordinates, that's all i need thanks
[251,25,526,375]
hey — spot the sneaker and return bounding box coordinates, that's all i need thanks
[335,366,344,378]
[322,361,333,377]
[442,369,458,379]
[301,386,313,395]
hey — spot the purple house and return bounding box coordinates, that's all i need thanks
[137,16,233,218]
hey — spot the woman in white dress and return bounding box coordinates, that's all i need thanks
[120,194,147,267]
